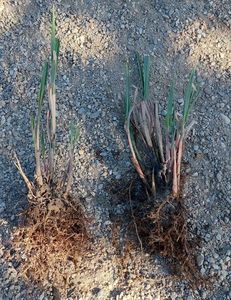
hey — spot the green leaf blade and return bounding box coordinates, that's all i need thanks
[183,68,197,124]
[143,55,150,101]
[165,81,175,131]
[38,61,48,105]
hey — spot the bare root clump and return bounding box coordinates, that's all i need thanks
[149,196,201,282]
[124,54,203,284]
[8,9,91,291]
[10,186,89,289]
[125,186,202,284]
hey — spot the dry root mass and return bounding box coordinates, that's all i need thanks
[134,194,203,285]
[9,187,89,289]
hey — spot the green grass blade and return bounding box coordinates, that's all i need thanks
[38,62,48,105]
[36,61,48,147]
[51,6,56,61]
[55,37,60,60]
[136,51,144,87]
[143,55,150,100]
[33,61,48,187]
[189,81,201,114]
[135,52,144,96]
[50,7,60,85]
[30,113,35,142]
[165,81,175,138]
[183,68,196,124]
[135,52,150,100]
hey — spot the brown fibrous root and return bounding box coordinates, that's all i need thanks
[136,194,204,285]
[8,186,90,290]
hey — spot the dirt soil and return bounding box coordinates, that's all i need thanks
[0,0,230,299]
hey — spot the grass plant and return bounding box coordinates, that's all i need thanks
[124,54,202,282]
[11,8,89,291]
[125,55,199,197]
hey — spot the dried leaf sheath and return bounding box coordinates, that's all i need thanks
[126,108,148,187]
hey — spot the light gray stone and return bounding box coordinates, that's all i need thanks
[221,113,230,125]
[197,254,205,266]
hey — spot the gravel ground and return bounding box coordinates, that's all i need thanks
[0,0,230,299]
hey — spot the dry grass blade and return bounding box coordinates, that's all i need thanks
[126,108,148,187]
[64,124,80,196]
[124,63,146,186]
[133,101,153,148]
[172,146,177,196]
[176,136,183,195]
[154,101,164,164]
[13,153,34,195]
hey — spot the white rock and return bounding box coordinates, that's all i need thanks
[220,113,230,125]
[0,100,5,108]
[1,116,5,125]
[197,254,204,266]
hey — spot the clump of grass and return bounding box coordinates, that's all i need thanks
[125,54,199,197]
[124,54,202,282]
[10,8,89,291]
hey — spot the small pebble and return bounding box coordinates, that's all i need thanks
[197,254,205,266]
[194,145,199,151]
[220,113,230,125]
[216,233,222,241]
